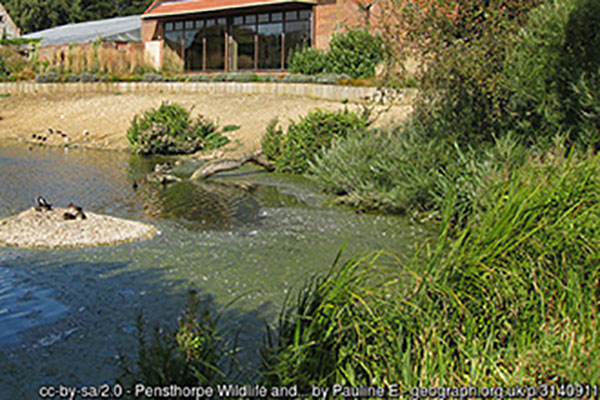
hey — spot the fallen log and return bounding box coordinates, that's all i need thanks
[191,152,275,180]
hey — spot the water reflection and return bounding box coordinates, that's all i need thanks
[0,253,68,346]
[140,180,305,230]
[0,142,303,231]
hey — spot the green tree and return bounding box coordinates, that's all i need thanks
[9,0,82,34]
[3,0,152,34]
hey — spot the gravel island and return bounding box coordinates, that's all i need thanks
[0,207,157,248]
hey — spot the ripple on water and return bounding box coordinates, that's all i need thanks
[0,252,69,346]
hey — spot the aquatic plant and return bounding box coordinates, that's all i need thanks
[118,289,236,392]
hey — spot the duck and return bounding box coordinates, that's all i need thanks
[36,196,52,211]
[63,212,77,220]
[67,202,87,220]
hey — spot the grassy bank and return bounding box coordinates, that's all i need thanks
[119,0,600,389]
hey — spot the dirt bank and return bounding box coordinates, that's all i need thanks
[0,90,412,156]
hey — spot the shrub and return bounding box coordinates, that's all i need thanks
[211,74,228,82]
[287,46,328,75]
[325,28,386,79]
[189,74,212,82]
[127,102,230,155]
[282,74,315,83]
[0,45,33,80]
[314,73,348,85]
[141,73,164,82]
[225,71,257,82]
[309,123,528,220]
[502,0,600,149]
[35,71,61,83]
[79,72,100,82]
[262,109,368,174]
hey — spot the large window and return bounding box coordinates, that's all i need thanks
[206,18,226,70]
[163,8,312,72]
[232,22,256,70]
[258,22,283,69]
[184,21,203,71]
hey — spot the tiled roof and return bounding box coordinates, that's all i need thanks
[142,0,316,19]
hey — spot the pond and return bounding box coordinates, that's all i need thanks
[0,142,429,397]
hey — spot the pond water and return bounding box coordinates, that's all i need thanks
[0,142,429,398]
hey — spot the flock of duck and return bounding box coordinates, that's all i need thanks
[36,196,87,220]
[30,128,90,145]
[31,128,72,143]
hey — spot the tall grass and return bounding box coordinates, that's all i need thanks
[309,124,529,222]
[267,150,600,387]
[38,43,156,76]
[118,289,237,395]
[261,245,398,389]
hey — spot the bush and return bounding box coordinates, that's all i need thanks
[188,74,212,82]
[35,71,61,83]
[0,45,33,80]
[287,46,328,75]
[262,109,368,174]
[127,102,230,155]
[282,74,315,83]
[79,72,100,82]
[310,123,528,220]
[502,0,600,149]
[325,28,386,79]
[226,71,257,82]
[141,73,164,82]
[314,73,348,85]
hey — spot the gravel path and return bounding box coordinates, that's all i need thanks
[0,91,413,156]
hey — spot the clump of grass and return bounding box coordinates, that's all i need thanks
[264,151,600,388]
[119,289,236,391]
[261,244,393,389]
[309,123,528,221]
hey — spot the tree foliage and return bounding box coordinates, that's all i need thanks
[3,0,153,34]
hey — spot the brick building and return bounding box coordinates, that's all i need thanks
[0,2,20,38]
[141,0,379,72]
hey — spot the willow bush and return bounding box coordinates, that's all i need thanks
[127,102,229,155]
[502,0,600,149]
[261,109,367,174]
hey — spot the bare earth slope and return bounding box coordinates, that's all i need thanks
[0,91,412,155]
